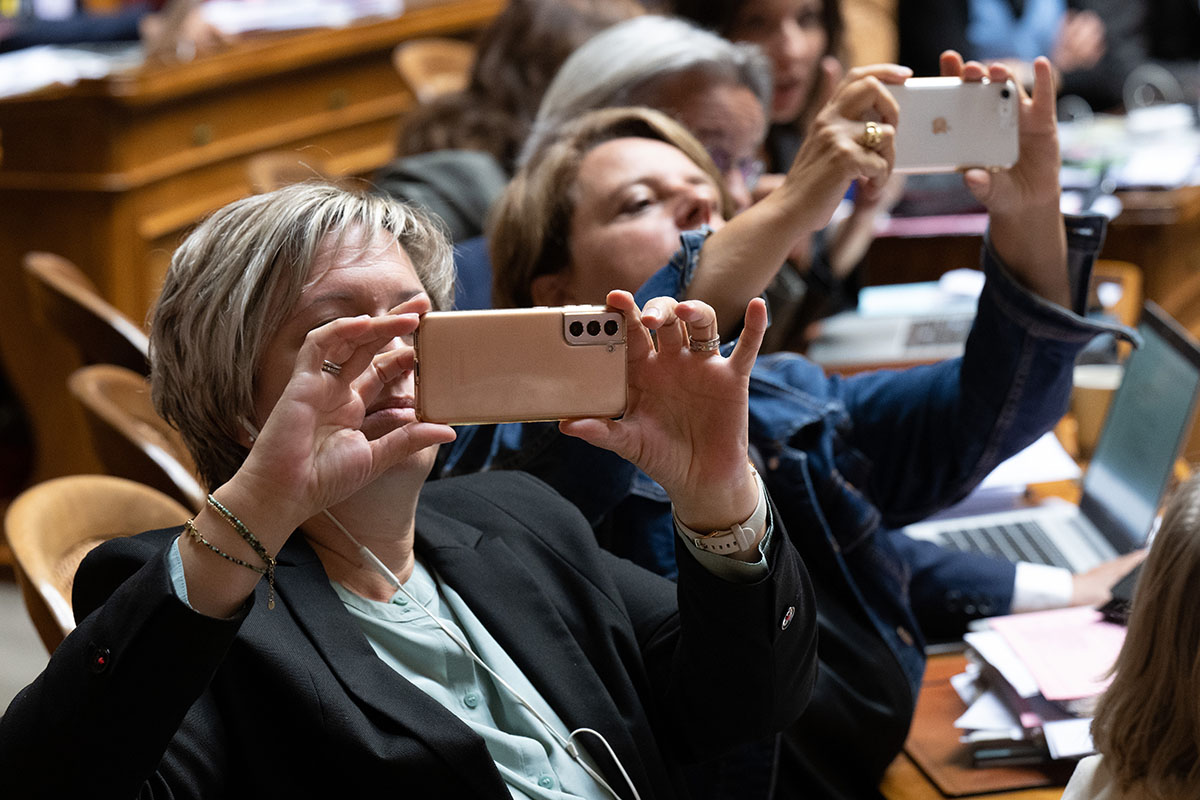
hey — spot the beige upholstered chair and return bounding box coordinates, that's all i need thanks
[5,475,191,653]
[391,37,474,104]
[68,364,205,513]
[23,251,149,375]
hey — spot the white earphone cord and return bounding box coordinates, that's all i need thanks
[321,509,642,800]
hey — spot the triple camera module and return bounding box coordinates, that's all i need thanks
[563,309,625,348]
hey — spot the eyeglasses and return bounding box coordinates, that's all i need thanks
[705,145,764,191]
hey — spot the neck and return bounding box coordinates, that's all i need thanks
[303,474,422,603]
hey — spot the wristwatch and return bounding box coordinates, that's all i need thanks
[674,470,768,555]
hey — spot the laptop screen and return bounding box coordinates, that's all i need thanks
[1081,303,1200,552]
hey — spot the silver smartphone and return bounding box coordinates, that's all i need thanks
[414,306,628,425]
[887,77,1019,173]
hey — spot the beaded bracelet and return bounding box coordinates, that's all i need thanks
[196,494,278,610]
[184,518,272,606]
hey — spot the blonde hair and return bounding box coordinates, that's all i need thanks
[489,106,734,309]
[1091,472,1200,798]
[149,183,454,490]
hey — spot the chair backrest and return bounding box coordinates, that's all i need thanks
[391,37,475,104]
[23,251,150,375]
[5,474,191,653]
[68,364,206,513]
[1093,259,1144,328]
[245,150,337,194]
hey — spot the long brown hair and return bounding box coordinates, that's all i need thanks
[397,0,642,173]
[1090,473,1200,797]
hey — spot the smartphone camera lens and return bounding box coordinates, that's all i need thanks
[1001,87,1011,99]
[604,319,619,336]
[587,320,601,336]
[569,321,584,337]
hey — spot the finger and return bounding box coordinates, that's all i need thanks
[841,63,912,86]
[1029,56,1056,118]
[938,50,965,78]
[302,314,419,379]
[815,55,843,107]
[650,299,687,353]
[675,300,719,353]
[367,420,456,474]
[606,290,655,361]
[640,295,681,332]
[729,298,768,374]
[351,344,415,405]
[834,75,901,125]
[962,167,993,203]
[558,417,624,457]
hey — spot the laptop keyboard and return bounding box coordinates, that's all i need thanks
[938,520,1073,570]
[906,317,973,347]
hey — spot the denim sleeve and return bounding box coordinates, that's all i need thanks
[841,213,1137,525]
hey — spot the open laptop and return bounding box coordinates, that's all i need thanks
[904,302,1200,573]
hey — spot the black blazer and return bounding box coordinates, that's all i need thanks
[0,472,815,799]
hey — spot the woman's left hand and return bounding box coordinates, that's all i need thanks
[560,291,766,532]
[941,50,1069,306]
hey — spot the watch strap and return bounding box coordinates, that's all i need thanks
[674,470,768,555]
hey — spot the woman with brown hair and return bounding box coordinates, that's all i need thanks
[1063,473,1200,799]
[444,53,1139,797]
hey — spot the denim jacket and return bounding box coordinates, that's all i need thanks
[436,214,1129,795]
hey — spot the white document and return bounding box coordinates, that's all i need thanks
[1043,718,1096,759]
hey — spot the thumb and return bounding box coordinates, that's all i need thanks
[962,168,993,204]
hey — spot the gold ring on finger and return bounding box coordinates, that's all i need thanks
[860,120,883,150]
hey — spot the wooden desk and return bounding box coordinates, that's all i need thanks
[864,187,1200,340]
[0,0,502,492]
[880,652,1071,800]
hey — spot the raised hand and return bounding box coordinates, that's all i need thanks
[940,50,1069,305]
[777,62,910,233]
[561,291,766,533]
[237,313,455,528]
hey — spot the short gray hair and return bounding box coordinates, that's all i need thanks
[149,182,454,490]
[525,15,772,163]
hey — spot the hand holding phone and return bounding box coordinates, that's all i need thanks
[887,77,1019,173]
[414,306,627,425]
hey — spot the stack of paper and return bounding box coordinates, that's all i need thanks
[953,607,1125,767]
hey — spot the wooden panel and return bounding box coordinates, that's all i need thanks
[0,0,502,504]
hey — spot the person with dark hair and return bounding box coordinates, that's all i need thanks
[374,0,642,244]
[672,0,899,349]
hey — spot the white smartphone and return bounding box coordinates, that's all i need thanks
[886,77,1019,174]
[413,306,627,425]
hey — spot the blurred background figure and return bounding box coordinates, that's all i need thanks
[672,0,903,351]
[373,0,642,249]
[393,0,643,176]
[895,0,1144,112]
[0,0,227,60]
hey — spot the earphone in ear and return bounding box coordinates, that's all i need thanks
[240,417,260,443]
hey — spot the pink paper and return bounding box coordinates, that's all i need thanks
[989,607,1126,701]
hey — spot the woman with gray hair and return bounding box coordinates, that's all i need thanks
[528,15,773,210]
[0,182,818,798]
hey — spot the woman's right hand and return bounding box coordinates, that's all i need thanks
[772,63,910,237]
[180,313,455,618]
[233,313,455,528]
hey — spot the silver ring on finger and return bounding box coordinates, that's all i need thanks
[687,335,721,354]
[321,359,343,376]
